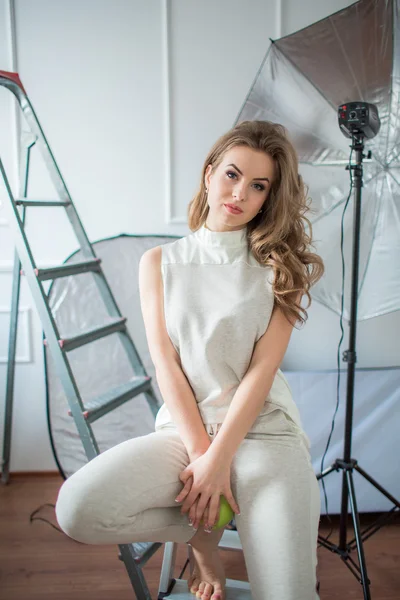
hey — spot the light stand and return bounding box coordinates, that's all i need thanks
[316,131,400,600]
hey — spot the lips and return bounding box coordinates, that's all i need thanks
[224,203,243,213]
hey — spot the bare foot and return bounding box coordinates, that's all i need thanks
[187,526,226,600]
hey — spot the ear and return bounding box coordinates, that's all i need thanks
[204,164,212,189]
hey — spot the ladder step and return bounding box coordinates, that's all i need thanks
[34,258,102,281]
[163,578,251,599]
[15,199,70,207]
[55,317,127,352]
[68,377,152,422]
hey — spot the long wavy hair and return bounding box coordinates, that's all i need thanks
[187,120,325,328]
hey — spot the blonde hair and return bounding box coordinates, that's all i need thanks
[187,120,325,328]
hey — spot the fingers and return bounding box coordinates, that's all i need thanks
[225,488,241,515]
[181,489,202,524]
[207,494,220,528]
[179,467,192,484]
[181,491,199,515]
[174,476,192,503]
[188,497,199,526]
[191,498,207,530]
[195,502,215,531]
[187,496,208,530]
[193,494,211,529]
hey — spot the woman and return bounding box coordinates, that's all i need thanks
[55,120,324,600]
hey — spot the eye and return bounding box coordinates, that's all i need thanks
[226,171,266,192]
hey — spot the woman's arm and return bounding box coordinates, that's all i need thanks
[206,298,300,464]
[139,246,211,461]
[174,300,299,529]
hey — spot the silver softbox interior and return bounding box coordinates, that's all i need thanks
[45,234,178,477]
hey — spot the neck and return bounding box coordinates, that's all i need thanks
[204,220,246,233]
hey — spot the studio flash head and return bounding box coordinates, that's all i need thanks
[338,102,380,139]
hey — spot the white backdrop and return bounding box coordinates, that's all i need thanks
[1,0,398,512]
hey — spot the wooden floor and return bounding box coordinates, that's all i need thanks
[1,473,399,600]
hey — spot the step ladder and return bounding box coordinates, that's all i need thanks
[0,70,252,599]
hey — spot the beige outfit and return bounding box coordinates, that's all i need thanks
[55,224,320,599]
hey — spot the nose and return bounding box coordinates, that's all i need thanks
[232,182,247,201]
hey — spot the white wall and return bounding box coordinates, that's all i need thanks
[2,0,396,473]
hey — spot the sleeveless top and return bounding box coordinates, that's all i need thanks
[154,222,310,450]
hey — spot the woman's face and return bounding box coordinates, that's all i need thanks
[204,145,275,231]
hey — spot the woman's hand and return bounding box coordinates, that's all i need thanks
[174,451,240,530]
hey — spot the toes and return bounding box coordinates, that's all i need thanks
[201,583,213,599]
[196,582,206,598]
[211,585,223,600]
[189,577,200,593]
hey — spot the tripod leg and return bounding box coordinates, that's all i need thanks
[316,463,337,480]
[354,464,400,508]
[346,470,371,600]
[339,470,349,550]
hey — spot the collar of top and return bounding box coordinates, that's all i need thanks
[195,222,248,248]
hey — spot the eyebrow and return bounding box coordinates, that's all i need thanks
[227,163,270,183]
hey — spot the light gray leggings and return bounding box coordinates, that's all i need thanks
[55,409,320,600]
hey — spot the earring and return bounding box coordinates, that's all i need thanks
[258,208,262,213]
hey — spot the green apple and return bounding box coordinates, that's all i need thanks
[200,495,235,530]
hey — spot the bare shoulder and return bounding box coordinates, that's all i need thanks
[138,245,163,316]
[139,245,162,267]
[138,245,163,289]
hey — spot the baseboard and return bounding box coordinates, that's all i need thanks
[1,470,61,478]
